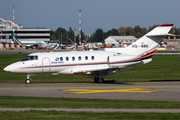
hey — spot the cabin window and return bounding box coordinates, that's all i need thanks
[60,57,63,61]
[72,56,75,61]
[91,56,95,60]
[78,56,81,61]
[66,57,69,61]
[85,56,88,60]
[55,57,59,61]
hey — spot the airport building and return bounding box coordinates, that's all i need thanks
[163,36,180,48]
[0,18,50,43]
[105,36,137,46]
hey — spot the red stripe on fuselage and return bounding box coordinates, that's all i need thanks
[141,49,157,58]
[109,49,156,64]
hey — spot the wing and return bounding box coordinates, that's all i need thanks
[72,67,117,77]
[72,61,144,77]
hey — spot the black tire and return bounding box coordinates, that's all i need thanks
[94,77,98,83]
[97,78,104,83]
[94,77,104,83]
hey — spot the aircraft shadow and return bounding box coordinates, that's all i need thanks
[102,79,180,84]
[149,79,180,82]
[102,80,133,85]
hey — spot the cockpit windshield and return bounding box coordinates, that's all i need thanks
[21,55,38,61]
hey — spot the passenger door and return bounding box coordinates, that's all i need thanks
[42,57,50,72]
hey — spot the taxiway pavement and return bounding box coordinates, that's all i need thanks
[0,82,180,101]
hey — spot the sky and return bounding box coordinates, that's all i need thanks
[0,0,180,34]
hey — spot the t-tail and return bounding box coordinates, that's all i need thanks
[11,33,22,45]
[124,24,173,57]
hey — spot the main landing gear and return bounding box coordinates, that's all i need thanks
[26,74,31,84]
[94,77,104,83]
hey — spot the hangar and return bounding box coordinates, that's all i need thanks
[105,36,137,46]
[163,36,180,48]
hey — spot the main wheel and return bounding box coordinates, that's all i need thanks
[94,77,104,83]
[97,78,104,83]
[26,79,31,84]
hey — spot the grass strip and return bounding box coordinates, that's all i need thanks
[0,96,180,109]
[0,111,180,120]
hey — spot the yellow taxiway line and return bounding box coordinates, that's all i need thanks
[62,88,158,94]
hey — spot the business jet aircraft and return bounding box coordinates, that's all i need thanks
[11,33,46,49]
[4,24,173,84]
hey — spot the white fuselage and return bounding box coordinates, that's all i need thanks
[3,49,152,77]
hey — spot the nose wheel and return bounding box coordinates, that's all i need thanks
[26,79,31,84]
[26,74,31,84]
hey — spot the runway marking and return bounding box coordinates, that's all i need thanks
[62,88,158,94]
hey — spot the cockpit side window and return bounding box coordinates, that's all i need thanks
[21,56,30,61]
[34,56,38,60]
[21,55,38,61]
[30,56,34,60]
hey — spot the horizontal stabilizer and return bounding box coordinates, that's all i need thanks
[146,24,174,37]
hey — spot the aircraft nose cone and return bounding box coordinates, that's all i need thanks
[4,66,9,72]
[4,62,23,73]
[3,65,13,72]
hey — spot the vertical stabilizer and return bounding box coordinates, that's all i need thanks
[125,24,173,56]
[11,33,22,45]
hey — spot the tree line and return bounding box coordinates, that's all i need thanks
[50,27,85,44]
[50,25,180,43]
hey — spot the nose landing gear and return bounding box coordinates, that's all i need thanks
[26,74,31,84]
